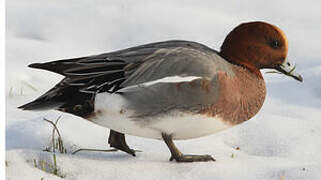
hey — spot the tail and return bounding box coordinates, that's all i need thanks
[18,88,64,110]
[18,55,127,117]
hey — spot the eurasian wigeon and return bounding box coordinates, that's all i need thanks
[19,21,303,162]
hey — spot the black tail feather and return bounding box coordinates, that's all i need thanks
[28,56,87,76]
[18,98,63,110]
[18,85,65,110]
[19,55,127,117]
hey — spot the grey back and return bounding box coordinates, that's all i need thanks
[118,46,235,117]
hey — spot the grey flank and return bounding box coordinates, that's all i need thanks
[118,44,235,117]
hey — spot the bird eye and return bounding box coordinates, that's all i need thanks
[270,40,281,49]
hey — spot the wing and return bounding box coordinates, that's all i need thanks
[23,40,218,93]
[19,40,232,118]
[114,46,234,117]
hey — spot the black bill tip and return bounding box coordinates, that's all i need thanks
[293,74,303,82]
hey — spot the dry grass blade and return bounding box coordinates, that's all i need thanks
[72,148,118,155]
[21,80,38,91]
[43,116,66,153]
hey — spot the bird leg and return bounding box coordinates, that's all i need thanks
[161,133,215,162]
[108,129,137,156]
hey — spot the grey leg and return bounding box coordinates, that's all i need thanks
[161,133,215,162]
[108,130,136,156]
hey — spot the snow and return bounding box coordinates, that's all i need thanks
[5,0,321,179]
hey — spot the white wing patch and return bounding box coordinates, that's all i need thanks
[118,76,202,92]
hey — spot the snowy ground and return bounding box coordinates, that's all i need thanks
[6,0,321,179]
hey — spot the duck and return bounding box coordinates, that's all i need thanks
[19,21,303,162]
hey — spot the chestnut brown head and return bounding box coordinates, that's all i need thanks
[220,21,302,81]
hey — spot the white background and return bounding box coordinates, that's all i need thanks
[5,0,321,179]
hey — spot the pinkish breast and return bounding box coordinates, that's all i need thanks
[199,65,266,125]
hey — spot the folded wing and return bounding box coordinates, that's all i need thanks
[19,40,231,118]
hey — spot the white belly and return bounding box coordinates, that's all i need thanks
[88,93,231,140]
